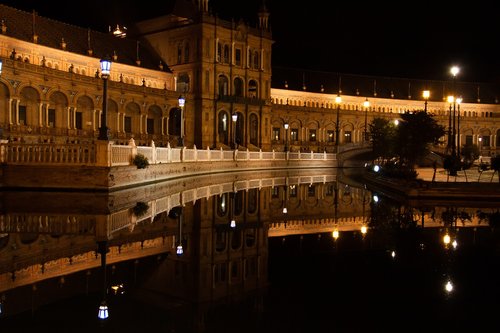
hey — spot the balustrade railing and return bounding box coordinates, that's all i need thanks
[0,139,337,167]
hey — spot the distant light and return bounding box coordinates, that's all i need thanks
[456,97,462,104]
[443,234,451,245]
[98,301,109,320]
[335,95,342,104]
[447,95,455,103]
[363,98,370,108]
[230,219,236,228]
[452,240,458,249]
[391,250,396,258]
[422,90,430,99]
[332,229,339,240]
[361,225,368,235]
[232,113,238,122]
[450,66,460,77]
[373,165,380,172]
[445,280,453,293]
[393,119,399,126]
[282,207,288,214]
[373,194,379,203]
[284,123,289,130]
[112,25,127,38]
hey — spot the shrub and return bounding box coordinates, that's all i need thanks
[132,153,149,169]
[133,202,149,217]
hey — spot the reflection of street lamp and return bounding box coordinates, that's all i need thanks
[97,241,109,320]
[363,98,370,143]
[284,122,289,152]
[422,90,430,112]
[282,181,288,214]
[98,57,112,141]
[231,113,238,149]
[178,95,185,146]
[230,191,237,228]
[335,95,341,149]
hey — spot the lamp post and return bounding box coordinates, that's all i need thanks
[97,241,109,321]
[335,95,341,150]
[98,57,112,140]
[231,112,238,149]
[456,97,462,158]
[284,122,289,152]
[422,90,430,112]
[450,66,460,157]
[178,95,185,146]
[447,95,454,154]
[363,98,370,143]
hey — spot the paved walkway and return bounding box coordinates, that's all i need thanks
[417,167,499,183]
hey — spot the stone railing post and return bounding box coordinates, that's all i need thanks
[0,139,9,163]
[167,142,171,162]
[234,148,238,161]
[151,140,157,164]
[95,141,113,167]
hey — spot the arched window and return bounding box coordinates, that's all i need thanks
[248,80,258,98]
[184,42,189,63]
[217,193,228,216]
[218,111,229,145]
[223,45,230,63]
[178,73,190,93]
[218,75,229,97]
[234,77,243,97]
[168,107,182,136]
[217,42,222,62]
[249,113,258,146]
[177,44,182,64]
[253,50,259,69]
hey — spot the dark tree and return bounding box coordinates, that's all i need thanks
[369,117,397,163]
[395,111,445,170]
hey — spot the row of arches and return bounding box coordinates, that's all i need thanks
[218,75,259,99]
[0,82,183,142]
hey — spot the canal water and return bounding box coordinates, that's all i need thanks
[1,170,499,332]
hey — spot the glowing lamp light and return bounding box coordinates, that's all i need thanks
[445,280,453,293]
[452,240,458,249]
[97,301,109,320]
[391,250,396,259]
[176,244,184,256]
[373,165,380,172]
[178,95,185,108]
[100,58,111,77]
[232,113,238,122]
[282,207,288,214]
[443,233,451,245]
[284,123,289,130]
[373,194,379,203]
[361,225,368,235]
[230,219,236,228]
[332,229,339,240]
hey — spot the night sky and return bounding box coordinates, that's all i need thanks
[2,0,499,83]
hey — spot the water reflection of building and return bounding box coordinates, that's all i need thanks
[1,170,498,330]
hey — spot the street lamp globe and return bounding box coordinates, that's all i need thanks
[178,95,185,108]
[450,66,460,77]
[100,58,111,78]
